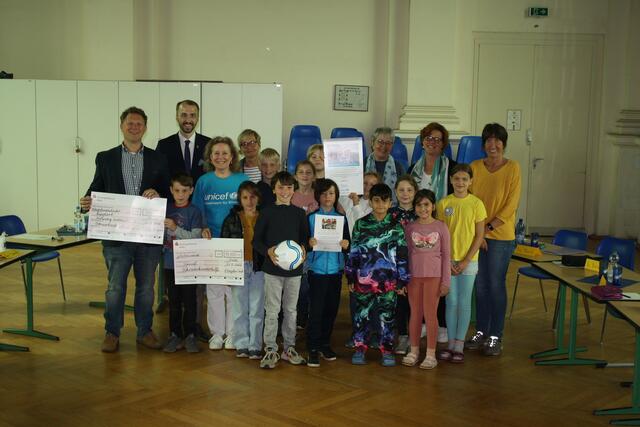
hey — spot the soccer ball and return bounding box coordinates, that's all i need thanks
[274,240,304,271]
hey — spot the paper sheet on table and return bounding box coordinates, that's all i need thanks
[323,138,364,196]
[87,192,166,244]
[12,234,55,240]
[173,238,244,285]
[313,214,344,252]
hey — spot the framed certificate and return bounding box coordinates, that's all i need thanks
[333,85,369,112]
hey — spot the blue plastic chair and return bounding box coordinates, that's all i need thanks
[330,127,368,160]
[598,236,637,343]
[286,137,321,174]
[0,215,66,301]
[391,136,409,171]
[455,136,486,164]
[410,135,453,166]
[290,124,322,140]
[286,125,322,174]
[509,230,589,320]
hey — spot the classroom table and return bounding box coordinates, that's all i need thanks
[594,301,640,425]
[0,249,34,351]
[530,262,640,366]
[5,229,94,341]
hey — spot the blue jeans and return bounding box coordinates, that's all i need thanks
[475,239,515,338]
[102,242,161,337]
[231,261,265,352]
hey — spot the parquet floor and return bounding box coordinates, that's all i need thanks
[0,240,639,426]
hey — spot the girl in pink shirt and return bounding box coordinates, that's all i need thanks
[402,189,451,369]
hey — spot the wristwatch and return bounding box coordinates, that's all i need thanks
[487,223,495,231]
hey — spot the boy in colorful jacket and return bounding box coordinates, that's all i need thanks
[345,183,410,367]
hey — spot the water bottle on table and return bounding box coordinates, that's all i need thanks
[515,218,526,244]
[606,252,622,286]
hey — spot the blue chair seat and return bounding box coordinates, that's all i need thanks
[31,251,60,263]
[517,266,554,281]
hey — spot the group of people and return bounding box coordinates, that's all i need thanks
[80,99,521,371]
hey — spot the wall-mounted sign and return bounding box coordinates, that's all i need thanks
[333,85,369,112]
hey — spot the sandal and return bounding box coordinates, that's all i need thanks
[451,352,465,363]
[437,349,453,361]
[401,352,419,366]
[419,355,438,370]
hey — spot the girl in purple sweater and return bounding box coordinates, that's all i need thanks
[401,189,451,369]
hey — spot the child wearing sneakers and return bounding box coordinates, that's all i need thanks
[257,148,280,207]
[306,178,350,367]
[339,171,381,350]
[163,173,204,353]
[436,164,486,363]
[345,183,409,367]
[253,171,310,369]
[221,181,265,360]
[389,175,418,356]
[401,189,450,369]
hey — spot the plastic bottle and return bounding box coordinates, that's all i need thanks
[73,205,82,233]
[606,252,622,286]
[515,218,525,244]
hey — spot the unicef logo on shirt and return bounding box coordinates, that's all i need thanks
[204,191,238,201]
[445,206,454,217]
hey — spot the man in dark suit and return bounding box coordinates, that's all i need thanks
[155,99,211,338]
[80,106,170,353]
[156,99,209,185]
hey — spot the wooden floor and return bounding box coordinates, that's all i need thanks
[1,240,639,427]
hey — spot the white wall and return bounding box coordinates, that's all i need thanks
[1,0,639,237]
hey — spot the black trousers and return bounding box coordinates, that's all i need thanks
[395,294,410,335]
[165,269,197,337]
[438,296,447,327]
[307,272,342,351]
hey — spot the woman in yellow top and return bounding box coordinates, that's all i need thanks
[465,123,521,357]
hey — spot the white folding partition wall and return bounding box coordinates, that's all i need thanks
[36,80,79,229]
[0,80,283,230]
[0,80,38,229]
[200,82,283,154]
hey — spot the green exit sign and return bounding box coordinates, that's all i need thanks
[527,7,549,17]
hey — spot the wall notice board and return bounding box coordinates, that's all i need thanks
[333,85,369,111]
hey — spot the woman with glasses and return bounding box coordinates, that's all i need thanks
[238,129,262,183]
[409,122,458,345]
[364,127,406,194]
[409,122,457,197]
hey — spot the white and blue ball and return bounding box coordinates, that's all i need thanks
[274,240,304,271]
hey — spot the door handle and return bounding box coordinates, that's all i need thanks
[74,137,82,154]
[532,157,544,169]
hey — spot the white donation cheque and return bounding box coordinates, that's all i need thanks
[87,192,166,244]
[173,238,244,286]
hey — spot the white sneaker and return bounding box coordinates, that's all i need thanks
[223,335,235,350]
[208,334,224,350]
[437,327,448,344]
[281,347,306,365]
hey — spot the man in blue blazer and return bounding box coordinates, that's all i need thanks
[156,99,210,186]
[80,106,170,353]
[155,99,211,337]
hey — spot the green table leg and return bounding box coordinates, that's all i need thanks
[536,287,604,366]
[530,283,587,359]
[594,329,640,422]
[3,257,59,341]
[0,342,29,352]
